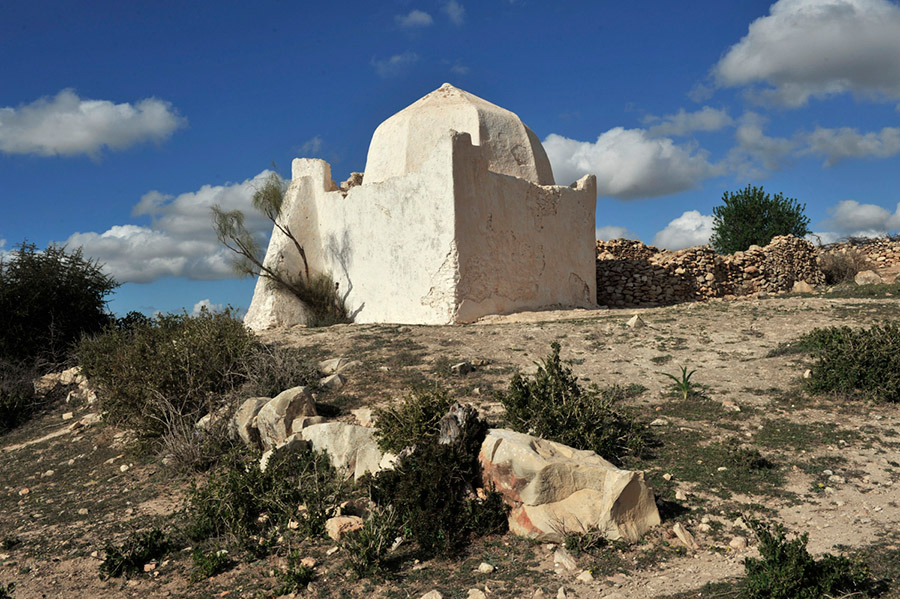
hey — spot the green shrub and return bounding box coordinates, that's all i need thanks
[77,308,256,439]
[741,519,870,599]
[0,360,39,434]
[341,506,401,579]
[368,407,507,559]
[710,185,810,254]
[497,342,647,465]
[187,445,342,552]
[802,323,900,402]
[99,527,172,579]
[190,547,234,580]
[0,241,118,365]
[276,549,315,593]
[373,383,454,453]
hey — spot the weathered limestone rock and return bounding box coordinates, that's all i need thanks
[319,373,346,390]
[855,269,883,285]
[478,429,660,542]
[245,83,596,329]
[299,422,392,481]
[255,386,317,450]
[792,280,815,293]
[325,515,364,540]
[259,434,311,472]
[231,397,269,447]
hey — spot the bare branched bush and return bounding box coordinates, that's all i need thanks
[818,249,873,285]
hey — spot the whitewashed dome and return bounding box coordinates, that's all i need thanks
[364,83,555,186]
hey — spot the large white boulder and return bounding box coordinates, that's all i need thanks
[478,428,660,542]
[255,386,317,450]
[299,422,393,481]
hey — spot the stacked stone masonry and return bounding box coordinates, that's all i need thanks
[595,235,826,308]
[821,237,900,269]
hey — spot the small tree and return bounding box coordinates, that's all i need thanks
[212,170,349,326]
[0,241,118,365]
[710,185,810,254]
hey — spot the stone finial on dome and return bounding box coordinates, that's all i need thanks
[364,84,555,186]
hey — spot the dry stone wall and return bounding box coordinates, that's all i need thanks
[596,235,825,308]
[822,237,900,269]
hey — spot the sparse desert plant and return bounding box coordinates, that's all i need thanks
[497,342,647,465]
[373,383,454,453]
[77,307,256,441]
[564,527,609,556]
[818,248,873,285]
[710,185,810,254]
[239,342,321,398]
[661,365,698,400]
[212,170,349,327]
[741,519,870,599]
[0,360,39,434]
[0,241,118,365]
[341,506,401,579]
[190,547,234,580]
[802,323,900,402]
[99,527,172,580]
[187,444,342,552]
[276,549,315,593]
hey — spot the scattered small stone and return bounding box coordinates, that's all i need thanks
[803,369,812,379]
[420,592,443,599]
[729,536,748,550]
[324,515,364,540]
[326,546,339,556]
[119,464,130,473]
[319,373,346,390]
[61,412,74,421]
[662,473,673,481]
[717,466,728,472]
[300,557,316,569]
[143,561,157,572]
[477,562,495,574]
[672,523,699,550]
[698,523,711,532]
[675,490,688,501]
[626,314,646,328]
[606,573,628,585]
[649,418,669,427]
[467,589,487,599]
[41,470,54,478]
[721,400,741,412]
[556,586,569,599]
[533,590,545,599]
[553,547,577,571]
[576,570,594,582]
[78,508,89,516]
[351,408,375,427]
[18,488,29,496]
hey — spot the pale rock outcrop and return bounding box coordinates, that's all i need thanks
[231,397,269,448]
[325,515,364,540]
[855,269,883,285]
[255,386,317,450]
[299,422,393,481]
[245,83,596,329]
[478,428,660,542]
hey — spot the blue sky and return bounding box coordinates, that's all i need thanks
[2,0,900,316]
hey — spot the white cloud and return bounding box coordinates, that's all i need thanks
[652,211,715,250]
[543,129,723,199]
[727,112,797,174]
[644,106,733,137]
[443,0,466,24]
[191,299,224,316]
[822,199,900,231]
[0,89,186,157]
[372,52,419,78]
[298,135,323,156]
[714,0,900,106]
[450,62,470,75]
[801,126,900,165]
[396,9,433,28]
[596,226,638,241]
[63,171,274,284]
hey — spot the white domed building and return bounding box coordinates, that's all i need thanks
[245,84,597,328]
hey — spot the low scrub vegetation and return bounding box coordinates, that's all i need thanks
[801,322,900,402]
[741,519,871,599]
[99,527,172,580]
[497,342,647,465]
[0,361,39,435]
[373,383,454,453]
[818,248,873,285]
